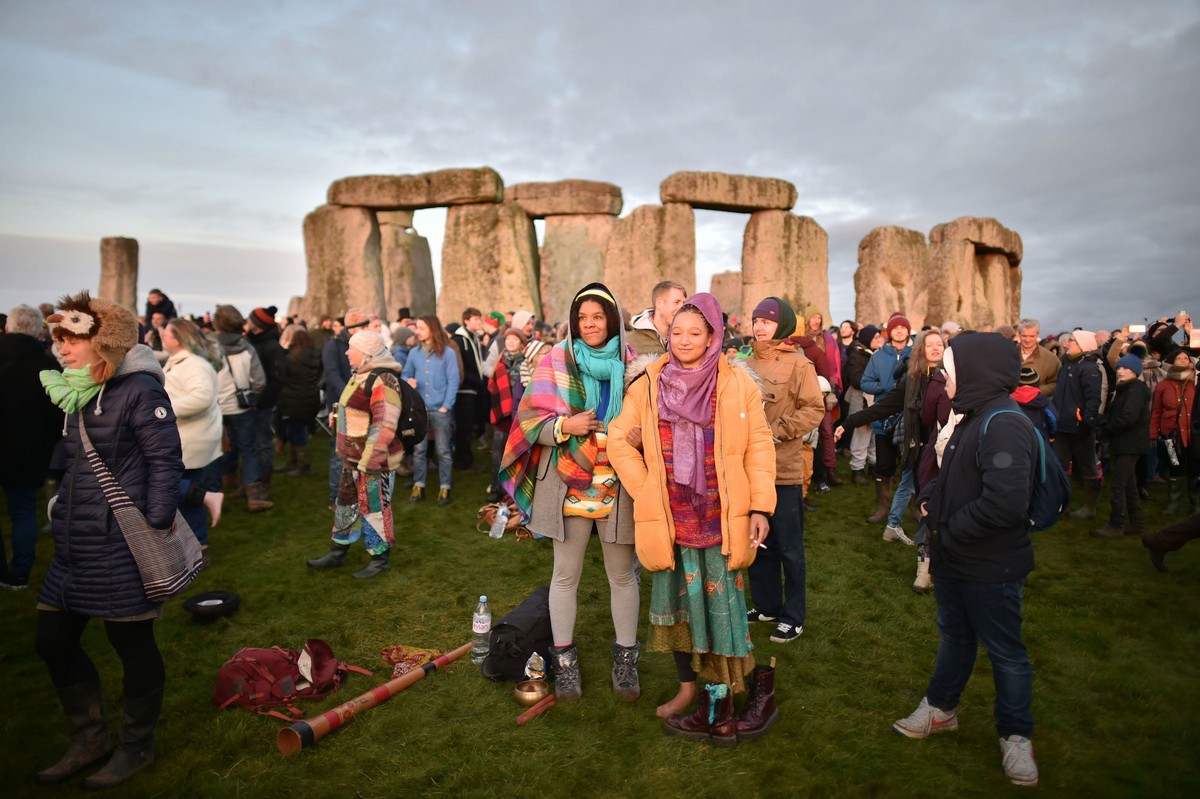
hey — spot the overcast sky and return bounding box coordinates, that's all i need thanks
[1,1,1196,332]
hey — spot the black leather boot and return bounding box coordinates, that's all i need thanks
[37,677,112,784]
[83,688,161,789]
[306,542,350,569]
[352,550,391,579]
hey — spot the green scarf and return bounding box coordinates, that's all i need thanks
[571,336,624,424]
[41,366,102,413]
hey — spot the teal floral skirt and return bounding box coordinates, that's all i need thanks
[648,544,754,692]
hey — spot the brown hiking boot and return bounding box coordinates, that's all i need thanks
[246,482,274,512]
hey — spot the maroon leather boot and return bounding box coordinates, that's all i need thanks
[733,664,779,741]
[664,684,737,748]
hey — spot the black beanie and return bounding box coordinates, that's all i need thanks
[857,325,880,348]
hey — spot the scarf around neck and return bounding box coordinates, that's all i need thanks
[571,336,624,424]
[657,292,724,510]
[41,366,102,413]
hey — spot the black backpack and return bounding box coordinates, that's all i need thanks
[481,585,554,682]
[362,368,428,451]
[980,409,1071,531]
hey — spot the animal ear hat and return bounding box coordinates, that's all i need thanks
[48,291,137,383]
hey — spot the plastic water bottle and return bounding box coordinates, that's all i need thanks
[470,595,491,665]
[488,505,510,539]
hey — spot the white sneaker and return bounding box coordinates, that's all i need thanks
[999,735,1039,787]
[893,696,958,738]
[884,525,915,545]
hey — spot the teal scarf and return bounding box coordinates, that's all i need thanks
[41,366,102,413]
[571,337,624,424]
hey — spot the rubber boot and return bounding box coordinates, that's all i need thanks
[1069,479,1102,519]
[733,665,779,741]
[826,469,843,487]
[912,550,932,594]
[664,683,736,748]
[37,678,113,784]
[245,482,274,512]
[306,542,350,570]
[1163,479,1182,516]
[550,644,582,703]
[83,688,161,789]
[288,446,311,477]
[866,477,892,524]
[851,469,868,486]
[275,443,297,473]
[611,641,641,702]
[352,550,391,579]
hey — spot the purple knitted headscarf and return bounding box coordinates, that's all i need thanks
[657,292,724,510]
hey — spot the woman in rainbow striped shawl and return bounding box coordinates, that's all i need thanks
[498,283,640,704]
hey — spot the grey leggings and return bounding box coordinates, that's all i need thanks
[550,515,639,648]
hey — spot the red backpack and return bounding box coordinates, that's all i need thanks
[213,639,372,720]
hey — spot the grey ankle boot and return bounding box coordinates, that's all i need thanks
[37,678,113,784]
[550,644,582,702]
[83,688,161,789]
[611,641,641,702]
[352,550,391,579]
[306,542,350,570]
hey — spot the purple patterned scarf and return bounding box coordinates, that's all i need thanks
[657,292,724,511]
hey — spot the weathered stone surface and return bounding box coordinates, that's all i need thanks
[99,237,138,313]
[327,167,503,210]
[286,296,304,318]
[709,271,742,323]
[439,202,540,321]
[300,204,385,322]
[740,212,829,330]
[379,215,436,318]
[920,239,974,330]
[929,216,1023,265]
[602,204,695,314]
[854,227,930,328]
[540,215,614,324]
[506,180,623,218]
[660,171,797,213]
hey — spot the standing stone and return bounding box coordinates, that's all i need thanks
[99,237,138,313]
[854,227,929,328]
[505,180,623,218]
[660,171,797,213]
[603,204,695,314]
[740,211,829,331]
[286,296,304,319]
[439,202,540,321]
[923,217,1023,328]
[327,167,504,210]
[300,205,385,322]
[378,212,436,318]
[709,271,742,322]
[922,239,975,330]
[540,215,614,324]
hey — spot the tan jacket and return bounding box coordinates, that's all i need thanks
[1021,344,1061,398]
[744,340,825,485]
[608,355,777,572]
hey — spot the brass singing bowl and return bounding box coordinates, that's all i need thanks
[514,679,551,706]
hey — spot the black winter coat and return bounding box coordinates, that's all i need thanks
[844,341,872,391]
[277,346,323,421]
[923,334,1036,583]
[0,333,63,485]
[39,345,183,617]
[247,326,286,409]
[1101,379,1152,455]
[1052,355,1103,433]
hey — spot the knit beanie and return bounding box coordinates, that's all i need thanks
[349,330,387,359]
[1019,366,1041,387]
[886,312,911,339]
[250,306,276,329]
[343,309,371,331]
[487,311,506,329]
[48,291,138,383]
[1116,354,1144,377]
[1128,341,1148,360]
[1073,330,1098,352]
[751,296,797,339]
[503,327,528,347]
[511,310,534,333]
[857,324,881,348]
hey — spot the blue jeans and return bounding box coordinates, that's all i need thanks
[281,418,309,447]
[413,410,453,489]
[747,484,806,626]
[179,468,209,547]
[222,411,262,485]
[2,483,39,579]
[927,576,1033,739]
[887,468,916,528]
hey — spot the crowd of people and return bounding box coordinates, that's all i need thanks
[2,282,1198,789]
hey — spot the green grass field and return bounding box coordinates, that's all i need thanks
[2,434,1197,798]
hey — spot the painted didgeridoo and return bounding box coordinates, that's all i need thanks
[278,642,472,755]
